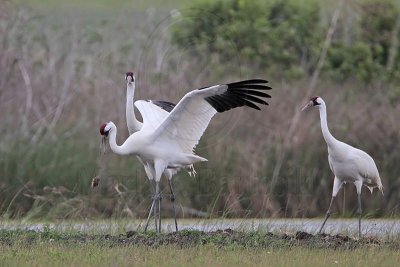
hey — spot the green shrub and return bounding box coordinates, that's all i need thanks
[172,0,322,79]
[172,0,400,83]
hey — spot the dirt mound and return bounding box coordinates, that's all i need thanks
[0,229,387,249]
[101,229,381,249]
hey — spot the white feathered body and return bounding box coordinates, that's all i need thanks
[327,140,383,193]
[118,129,207,168]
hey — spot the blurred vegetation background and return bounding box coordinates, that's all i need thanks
[0,0,399,220]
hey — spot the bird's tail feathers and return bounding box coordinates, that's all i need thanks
[186,165,197,177]
[184,154,208,164]
[365,183,384,196]
[377,177,384,196]
[366,185,374,194]
[184,155,206,177]
[378,184,384,196]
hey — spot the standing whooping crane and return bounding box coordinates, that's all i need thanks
[101,79,272,233]
[125,71,194,232]
[301,96,383,238]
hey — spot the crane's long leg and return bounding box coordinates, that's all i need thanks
[154,160,167,234]
[357,193,362,239]
[155,181,162,233]
[168,179,178,232]
[144,180,156,232]
[318,196,336,234]
[153,183,158,232]
[354,180,363,239]
[144,199,155,232]
[318,177,342,234]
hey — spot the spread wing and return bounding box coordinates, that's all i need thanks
[149,79,271,153]
[134,100,174,132]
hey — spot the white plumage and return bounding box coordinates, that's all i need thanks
[124,72,181,232]
[302,96,383,238]
[101,78,271,232]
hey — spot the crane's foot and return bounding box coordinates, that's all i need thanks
[187,165,197,177]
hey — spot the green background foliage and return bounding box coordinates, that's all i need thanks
[172,0,400,83]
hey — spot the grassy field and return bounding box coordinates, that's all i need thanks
[1,245,399,267]
[0,228,399,267]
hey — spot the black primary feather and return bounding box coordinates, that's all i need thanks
[203,79,271,112]
[148,100,176,112]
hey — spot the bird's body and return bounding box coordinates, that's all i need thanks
[328,143,381,191]
[124,72,182,232]
[302,96,383,238]
[101,79,272,232]
[105,123,206,169]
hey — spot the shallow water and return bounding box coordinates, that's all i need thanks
[1,219,399,237]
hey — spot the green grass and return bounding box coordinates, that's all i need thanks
[0,225,399,266]
[0,243,399,267]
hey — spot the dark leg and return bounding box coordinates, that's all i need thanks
[318,196,336,234]
[154,185,158,232]
[144,180,157,232]
[168,179,178,232]
[155,181,162,233]
[144,199,155,232]
[357,193,362,239]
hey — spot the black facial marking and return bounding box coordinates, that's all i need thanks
[310,96,320,106]
[126,72,134,82]
[99,123,110,136]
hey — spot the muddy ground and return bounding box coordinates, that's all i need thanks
[1,229,397,250]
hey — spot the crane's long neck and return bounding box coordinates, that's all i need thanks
[319,104,338,148]
[108,126,131,156]
[126,83,142,134]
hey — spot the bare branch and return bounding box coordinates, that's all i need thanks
[270,0,345,191]
[17,59,33,137]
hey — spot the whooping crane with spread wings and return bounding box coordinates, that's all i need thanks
[124,72,191,232]
[101,79,272,232]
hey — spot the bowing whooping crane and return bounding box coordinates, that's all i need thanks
[125,72,191,232]
[101,79,272,232]
[302,96,383,238]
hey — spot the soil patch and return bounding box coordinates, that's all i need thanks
[0,228,395,249]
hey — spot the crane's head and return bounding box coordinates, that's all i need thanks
[99,123,111,137]
[125,72,135,85]
[99,122,112,153]
[301,96,323,111]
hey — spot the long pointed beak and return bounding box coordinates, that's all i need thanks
[100,136,108,154]
[301,101,314,111]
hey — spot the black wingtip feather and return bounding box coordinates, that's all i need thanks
[204,79,271,113]
[205,96,225,112]
[148,100,176,112]
[229,79,269,86]
[231,92,268,105]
